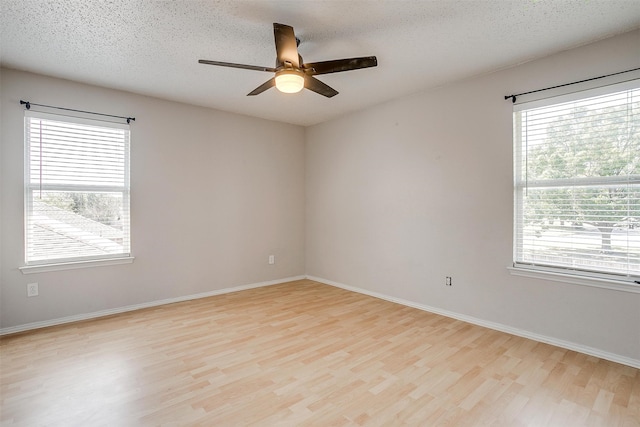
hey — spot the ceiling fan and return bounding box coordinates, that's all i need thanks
[198,23,378,98]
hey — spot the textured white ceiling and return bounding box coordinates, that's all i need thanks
[1,0,639,126]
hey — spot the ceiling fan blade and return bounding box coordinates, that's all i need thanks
[303,56,378,75]
[273,23,300,68]
[247,78,276,96]
[199,59,276,73]
[305,76,338,98]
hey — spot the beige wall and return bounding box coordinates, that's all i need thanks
[1,69,306,328]
[305,30,640,362]
[2,30,639,364]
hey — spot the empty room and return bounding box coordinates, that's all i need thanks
[1,1,639,425]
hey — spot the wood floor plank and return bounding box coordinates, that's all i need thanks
[1,279,639,426]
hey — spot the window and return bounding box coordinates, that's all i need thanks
[513,81,639,283]
[24,111,131,266]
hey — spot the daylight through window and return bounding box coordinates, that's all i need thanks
[24,111,131,265]
[513,81,640,282]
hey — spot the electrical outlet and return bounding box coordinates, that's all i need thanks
[268,255,275,265]
[27,283,39,297]
[445,277,452,286]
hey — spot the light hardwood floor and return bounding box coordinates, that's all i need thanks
[1,279,639,426]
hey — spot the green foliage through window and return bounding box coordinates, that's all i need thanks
[514,83,639,279]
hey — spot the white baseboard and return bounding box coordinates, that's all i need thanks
[4,274,638,369]
[0,275,306,336]
[306,275,640,369]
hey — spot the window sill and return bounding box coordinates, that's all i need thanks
[508,266,640,294]
[20,257,135,274]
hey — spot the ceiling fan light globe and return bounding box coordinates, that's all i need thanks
[275,71,304,93]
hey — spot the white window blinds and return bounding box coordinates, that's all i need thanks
[514,81,640,281]
[25,111,131,264]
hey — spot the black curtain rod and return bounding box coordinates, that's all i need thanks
[20,100,135,124]
[504,67,640,103]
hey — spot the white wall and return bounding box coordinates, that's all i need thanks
[305,30,640,363]
[1,69,306,329]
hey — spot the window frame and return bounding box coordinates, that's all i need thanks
[21,110,133,272]
[511,79,640,292]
